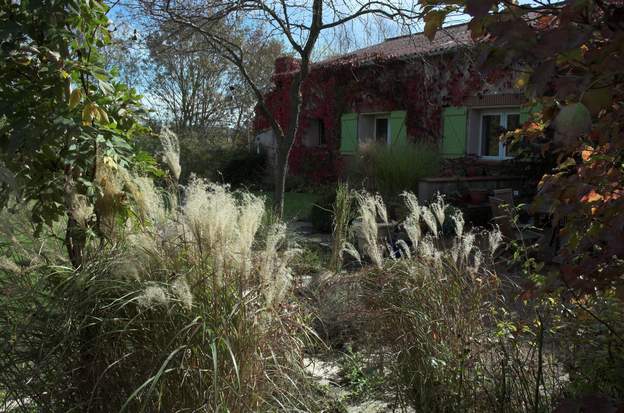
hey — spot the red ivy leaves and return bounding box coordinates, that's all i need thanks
[255,53,489,181]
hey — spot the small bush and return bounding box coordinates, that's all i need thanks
[309,191,336,233]
[218,150,267,189]
[349,142,441,197]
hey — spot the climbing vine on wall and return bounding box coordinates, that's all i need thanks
[254,49,504,183]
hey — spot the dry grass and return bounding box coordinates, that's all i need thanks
[0,180,318,412]
[316,191,570,412]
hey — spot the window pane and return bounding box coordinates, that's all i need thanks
[505,114,520,156]
[481,114,501,156]
[507,114,520,131]
[318,120,326,145]
[375,118,388,143]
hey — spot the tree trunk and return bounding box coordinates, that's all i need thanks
[273,144,289,218]
[65,216,86,269]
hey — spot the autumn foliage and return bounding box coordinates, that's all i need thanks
[255,53,496,183]
[421,0,624,291]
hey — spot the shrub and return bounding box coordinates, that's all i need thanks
[218,149,268,190]
[309,191,336,233]
[0,180,317,412]
[349,142,441,197]
[329,183,355,272]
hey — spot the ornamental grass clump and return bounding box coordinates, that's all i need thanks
[344,191,566,411]
[0,180,315,412]
[354,191,387,268]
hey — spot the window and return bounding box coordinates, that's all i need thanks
[375,116,389,144]
[480,111,520,159]
[358,113,391,144]
[317,120,326,146]
[304,119,326,147]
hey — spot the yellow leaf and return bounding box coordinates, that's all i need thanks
[92,106,102,122]
[82,103,100,125]
[97,107,109,124]
[581,189,602,203]
[82,104,93,124]
[69,88,82,110]
[514,72,530,90]
[424,10,446,41]
[102,156,118,171]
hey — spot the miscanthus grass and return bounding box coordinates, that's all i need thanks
[328,191,565,412]
[0,179,317,412]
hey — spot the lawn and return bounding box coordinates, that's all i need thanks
[257,191,320,222]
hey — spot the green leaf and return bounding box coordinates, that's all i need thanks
[98,79,114,95]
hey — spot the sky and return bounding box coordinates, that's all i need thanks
[104,0,539,116]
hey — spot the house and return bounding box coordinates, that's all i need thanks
[254,23,540,196]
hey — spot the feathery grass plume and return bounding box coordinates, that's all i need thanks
[342,241,361,264]
[355,192,386,268]
[272,248,297,306]
[133,176,166,225]
[418,235,441,265]
[450,240,460,264]
[126,229,159,260]
[236,192,265,278]
[430,192,447,228]
[488,225,503,255]
[396,239,412,259]
[137,284,169,308]
[260,223,294,307]
[471,249,482,274]
[403,216,422,251]
[451,210,465,238]
[0,256,21,273]
[402,192,422,248]
[159,127,181,181]
[402,192,422,222]
[183,178,239,283]
[461,231,476,263]
[376,194,388,224]
[421,207,439,238]
[95,155,123,236]
[171,278,193,310]
[330,182,354,272]
[94,155,155,236]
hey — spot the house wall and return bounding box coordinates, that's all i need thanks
[302,119,320,147]
[254,53,518,184]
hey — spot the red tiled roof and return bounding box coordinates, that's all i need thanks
[318,23,473,65]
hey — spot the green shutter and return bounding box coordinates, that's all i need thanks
[340,113,358,154]
[520,102,542,124]
[390,110,408,146]
[441,106,467,158]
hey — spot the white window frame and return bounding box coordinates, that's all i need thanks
[358,112,392,145]
[479,110,520,160]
